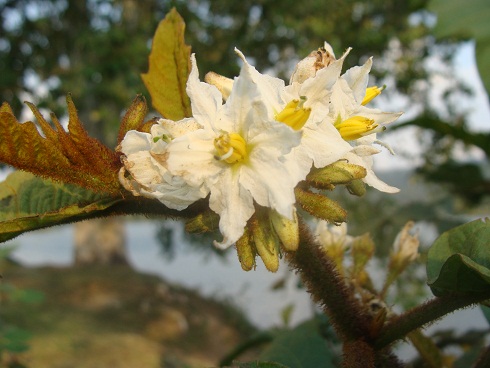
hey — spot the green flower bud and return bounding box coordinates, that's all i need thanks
[251,212,280,272]
[235,226,256,271]
[270,209,299,251]
[307,161,367,189]
[346,179,366,197]
[350,233,375,278]
[295,187,347,224]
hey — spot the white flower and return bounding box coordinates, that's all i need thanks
[165,53,303,249]
[118,119,208,210]
[326,57,403,193]
[233,47,356,179]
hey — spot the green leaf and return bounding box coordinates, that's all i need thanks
[258,320,336,368]
[141,8,192,120]
[429,0,490,94]
[0,171,122,243]
[427,218,490,296]
[0,326,31,353]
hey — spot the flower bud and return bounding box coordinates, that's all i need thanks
[346,179,366,197]
[307,161,367,189]
[290,42,336,84]
[390,221,419,269]
[235,226,256,271]
[315,221,351,274]
[204,72,234,101]
[295,188,347,224]
[350,233,375,277]
[381,221,420,296]
[270,208,299,251]
[185,210,220,233]
[251,212,280,272]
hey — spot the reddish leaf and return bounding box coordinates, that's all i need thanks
[0,97,121,195]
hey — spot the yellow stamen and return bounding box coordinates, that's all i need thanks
[362,85,385,105]
[214,132,247,164]
[275,97,311,130]
[335,115,382,141]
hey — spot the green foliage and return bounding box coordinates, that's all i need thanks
[427,218,490,296]
[429,0,490,94]
[257,320,337,368]
[0,247,43,366]
[141,8,192,120]
[0,284,45,305]
[0,325,31,354]
[0,171,122,242]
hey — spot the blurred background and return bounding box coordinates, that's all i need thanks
[1,0,489,367]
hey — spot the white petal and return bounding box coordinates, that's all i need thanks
[350,144,380,157]
[329,78,358,119]
[239,156,297,219]
[156,117,202,138]
[344,152,399,193]
[303,122,354,168]
[323,41,336,58]
[299,48,350,107]
[357,106,403,126]
[209,169,255,249]
[342,57,373,104]
[186,54,223,129]
[122,148,207,210]
[120,131,152,155]
[247,118,302,156]
[165,129,223,187]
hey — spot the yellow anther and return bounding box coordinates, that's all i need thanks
[275,97,311,130]
[335,115,382,141]
[362,85,385,105]
[214,132,247,164]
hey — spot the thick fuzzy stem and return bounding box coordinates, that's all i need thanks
[285,220,373,342]
[375,291,490,349]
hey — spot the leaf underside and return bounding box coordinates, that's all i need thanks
[0,171,122,243]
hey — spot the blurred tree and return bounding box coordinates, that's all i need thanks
[0,0,467,140]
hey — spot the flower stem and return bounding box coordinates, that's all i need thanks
[375,291,490,349]
[285,220,373,342]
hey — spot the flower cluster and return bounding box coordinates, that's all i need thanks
[118,42,402,271]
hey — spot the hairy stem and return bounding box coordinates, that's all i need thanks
[375,291,490,349]
[285,220,373,342]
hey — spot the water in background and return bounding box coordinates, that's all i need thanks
[6,220,313,329]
